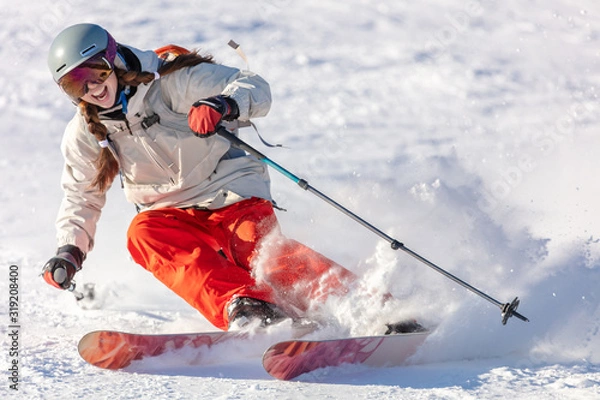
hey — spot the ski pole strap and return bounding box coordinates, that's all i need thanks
[249,121,284,149]
[217,127,297,183]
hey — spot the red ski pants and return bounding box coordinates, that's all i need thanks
[127,198,356,330]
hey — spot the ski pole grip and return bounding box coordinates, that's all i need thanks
[53,267,68,285]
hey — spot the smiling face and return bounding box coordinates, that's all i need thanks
[80,71,119,108]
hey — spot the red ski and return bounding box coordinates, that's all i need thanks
[77,323,316,370]
[78,330,244,370]
[262,331,430,380]
[78,328,429,379]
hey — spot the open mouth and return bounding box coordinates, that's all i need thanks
[91,86,109,102]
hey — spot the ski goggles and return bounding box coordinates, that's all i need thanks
[57,53,114,100]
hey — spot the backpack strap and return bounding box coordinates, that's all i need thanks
[154,44,191,61]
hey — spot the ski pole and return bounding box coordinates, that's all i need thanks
[68,281,85,301]
[216,127,529,325]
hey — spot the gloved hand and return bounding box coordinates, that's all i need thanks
[42,245,85,290]
[188,95,239,137]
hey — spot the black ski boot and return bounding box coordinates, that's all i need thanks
[384,319,427,335]
[227,297,289,330]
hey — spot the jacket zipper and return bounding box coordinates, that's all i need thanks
[126,119,177,185]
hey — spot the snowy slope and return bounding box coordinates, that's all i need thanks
[1,0,600,398]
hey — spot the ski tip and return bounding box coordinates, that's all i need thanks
[262,340,316,380]
[263,331,431,381]
[78,330,137,370]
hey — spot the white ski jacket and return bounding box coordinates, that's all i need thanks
[55,46,272,254]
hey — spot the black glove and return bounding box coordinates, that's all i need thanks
[188,95,240,137]
[42,245,85,290]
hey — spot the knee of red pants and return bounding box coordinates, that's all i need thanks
[213,199,359,311]
[213,198,280,268]
[127,210,175,268]
[127,209,218,267]
[254,236,358,312]
[125,206,279,330]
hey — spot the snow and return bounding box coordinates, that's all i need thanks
[2,0,600,398]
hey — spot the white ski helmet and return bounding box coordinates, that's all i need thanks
[48,23,117,83]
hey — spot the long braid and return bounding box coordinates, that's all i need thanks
[79,101,120,193]
[114,52,214,85]
[83,50,214,193]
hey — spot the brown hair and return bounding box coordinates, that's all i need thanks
[80,51,214,193]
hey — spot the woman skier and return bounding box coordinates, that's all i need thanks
[42,23,421,334]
